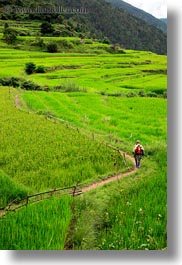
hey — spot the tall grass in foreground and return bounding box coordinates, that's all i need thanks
[0,87,130,194]
[22,89,167,250]
[0,196,72,250]
[0,171,29,208]
[99,146,167,250]
[67,144,167,250]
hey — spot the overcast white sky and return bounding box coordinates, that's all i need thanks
[123,0,167,18]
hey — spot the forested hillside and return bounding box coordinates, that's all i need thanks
[0,0,167,54]
[106,0,167,33]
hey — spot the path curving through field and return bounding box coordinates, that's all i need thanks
[13,94,138,193]
[0,96,138,217]
[0,153,137,218]
[81,153,137,192]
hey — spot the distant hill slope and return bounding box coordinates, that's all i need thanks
[105,0,167,33]
[0,0,167,54]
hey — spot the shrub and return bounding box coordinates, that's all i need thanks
[0,77,20,87]
[0,77,12,86]
[60,39,74,49]
[34,37,45,48]
[35,65,46,73]
[25,62,36,75]
[47,42,58,53]
[41,22,54,35]
[138,90,146,97]
[127,92,137,97]
[151,89,165,95]
[147,92,158,98]
[10,77,20,87]
[0,76,46,91]
[107,44,126,54]
[21,80,41,91]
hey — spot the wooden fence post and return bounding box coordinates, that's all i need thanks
[72,186,77,197]
[26,195,29,207]
[123,153,127,167]
[51,188,56,197]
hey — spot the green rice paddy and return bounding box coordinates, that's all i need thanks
[0,32,167,250]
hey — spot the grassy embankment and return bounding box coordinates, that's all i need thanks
[0,86,131,250]
[23,91,167,250]
[0,33,167,97]
[0,33,167,249]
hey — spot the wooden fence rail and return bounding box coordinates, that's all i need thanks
[0,115,129,218]
[0,184,82,215]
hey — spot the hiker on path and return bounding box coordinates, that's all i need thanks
[132,140,144,168]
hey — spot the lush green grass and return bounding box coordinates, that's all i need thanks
[0,85,131,250]
[68,144,167,250]
[0,86,130,194]
[0,196,72,250]
[23,91,167,151]
[0,34,167,250]
[0,36,167,94]
[0,20,41,35]
[0,170,29,208]
[22,89,167,250]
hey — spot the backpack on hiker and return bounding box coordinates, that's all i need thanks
[134,144,143,156]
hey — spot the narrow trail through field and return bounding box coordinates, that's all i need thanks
[0,153,137,218]
[13,94,138,191]
[0,95,138,218]
[81,153,137,192]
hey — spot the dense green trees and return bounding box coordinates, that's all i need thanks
[106,0,167,33]
[0,0,167,54]
[40,22,55,35]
